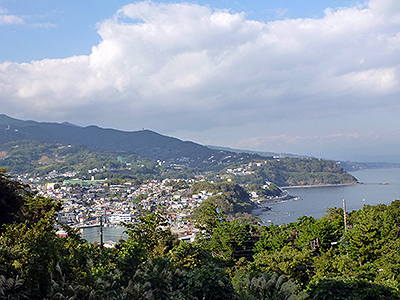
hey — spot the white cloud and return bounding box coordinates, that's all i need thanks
[30,22,56,29]
[0,7,23,25]
[1,0,400,158]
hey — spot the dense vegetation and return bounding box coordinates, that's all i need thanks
[191,181,257,213]
[226,157,358,186]
[190,181,259,223]
[0,115,360,185]
[1,170,400,299]
[0,140,176,182]
[0,114,260,171]
[0,140,357,191]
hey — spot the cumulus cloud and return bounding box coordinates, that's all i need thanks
[1,0,400,158]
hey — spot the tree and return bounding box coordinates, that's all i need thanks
[0,202,66,298]
[195,199,226,237]
[307,277,400,300]
[254,223,295,254]
[376,238,400,282]
[124,257,186,300]
[234,272,308,300]
[0,169,33,230]
[344,204,397,266]
[123,212,178,258]
[254,245,314,285]
[169,241,214,270]
[185,262,236,300]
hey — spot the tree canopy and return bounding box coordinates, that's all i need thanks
[1,172,400,299]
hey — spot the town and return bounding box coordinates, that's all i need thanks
[6,155,354,246]
[12,168,262,245]
[32,177,217,242]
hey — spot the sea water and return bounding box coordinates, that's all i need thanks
[81,225,128,244]
[258,168,400,225]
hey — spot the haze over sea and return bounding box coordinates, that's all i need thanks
[259,168,400,225]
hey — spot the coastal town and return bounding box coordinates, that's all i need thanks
[33,177,215,241]
[12,167,269,245]
[4,154,357,246]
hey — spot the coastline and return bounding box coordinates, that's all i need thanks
[251,206,271,216]
[251,168,400,225]
[251,183,358,214]
[281,183,359,189]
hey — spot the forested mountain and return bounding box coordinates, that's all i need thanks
[0,114,259,170]
[0,115,358,186]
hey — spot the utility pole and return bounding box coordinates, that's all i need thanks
[343,199,347,233]
[99,215,104,248]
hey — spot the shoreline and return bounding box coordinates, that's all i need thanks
[281,183,359,189]
[250,183,358,216]
[251,194,300,210]
[251,206,272,216]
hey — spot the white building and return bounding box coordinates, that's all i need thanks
[109,213,132,224]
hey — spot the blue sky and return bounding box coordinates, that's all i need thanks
[1,0,355,63]
[1,0,400,162]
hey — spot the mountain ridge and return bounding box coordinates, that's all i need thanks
[0,114,262,169]
[0,115,360,187]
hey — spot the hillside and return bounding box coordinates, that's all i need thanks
[217,157,358,186]
[0,115,358,186]
[0,114,260,170]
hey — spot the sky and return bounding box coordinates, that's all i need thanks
[1,0,400,163]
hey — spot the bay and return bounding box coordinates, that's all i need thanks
[81,225,128,244]
[82,168,400,242]
[258,168,400,225]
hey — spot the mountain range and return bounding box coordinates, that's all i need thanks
[0,114,263,170]
[3,114,397,174]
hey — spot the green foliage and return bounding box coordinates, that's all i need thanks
[198,219,260,263]
[228,157,358,187]
[0,169,33,230]
[249,183,283,198]
[194,199,226,236]
[376,238,400,282]
[0,140,160,181]
[1,221,64,298]
[133,193,148,203]
[254,223,295,254]
[185,262,236,300]
[254,245,314,285]
[123,212,179,258]
[0,275,25,299]
[124,257,186,300]
[234,272,308,300]
[2,171,400,299]
[169,241,215,270]
[293,215,344,252]
[343,203,399,266]
[307,276,400,300]
[312,248,358,279]
[191,181,257,216]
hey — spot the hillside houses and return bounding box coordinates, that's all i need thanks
[33,175,216,237]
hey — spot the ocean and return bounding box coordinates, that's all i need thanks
[258,168,400,225]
